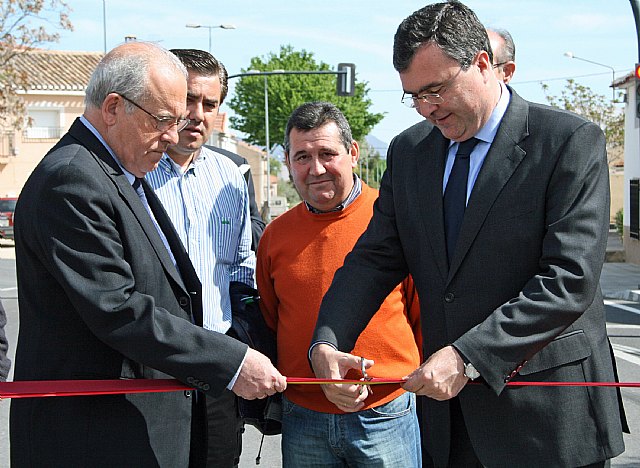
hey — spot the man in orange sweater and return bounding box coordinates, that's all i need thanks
[256,101,422,467]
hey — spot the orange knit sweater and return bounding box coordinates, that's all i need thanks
[257,183,421,414]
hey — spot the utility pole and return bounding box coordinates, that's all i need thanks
[631,0,640,62]
[102,0,107,53]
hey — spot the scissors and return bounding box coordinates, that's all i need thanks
[359,356,373,395]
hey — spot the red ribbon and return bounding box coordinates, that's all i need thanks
[1,378,639,399]
[0,379,191,399]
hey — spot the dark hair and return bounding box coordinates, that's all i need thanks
[488,28,515,63]
[169,48,229,103]
[283,102,353,153]
[393,1,492,72]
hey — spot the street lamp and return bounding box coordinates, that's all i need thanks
[564,51,616,102]
[185,23,236,53]
[245,69,284,221]
[102,0,107,53]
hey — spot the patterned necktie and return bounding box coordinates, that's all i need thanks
[443,138,479,264]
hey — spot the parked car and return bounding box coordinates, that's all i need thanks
[0,214,12,240]
[0,197,17,240]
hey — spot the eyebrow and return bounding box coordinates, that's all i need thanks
[187,91,219,105]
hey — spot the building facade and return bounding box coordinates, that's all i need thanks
[0,49,272,219]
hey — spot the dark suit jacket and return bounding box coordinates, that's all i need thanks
[313,89,625,467]
[11,119,248,467]
[205,145,265,251]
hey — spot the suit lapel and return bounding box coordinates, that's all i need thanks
[67,119,187,293]
[414,128,450,283]
[447,90,530,281]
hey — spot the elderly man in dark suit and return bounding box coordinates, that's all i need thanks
[310,2,625,467]
[10,41,285,467]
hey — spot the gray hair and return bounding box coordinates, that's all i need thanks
[85,42,187,113]
[284,102,353,154]
[393,1,492,72]
[488,28,515,64]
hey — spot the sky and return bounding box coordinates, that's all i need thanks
[39,0,639,150]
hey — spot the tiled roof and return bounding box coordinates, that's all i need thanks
[12,49,103,92]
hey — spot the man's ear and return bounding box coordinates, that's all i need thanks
[502,62,516,85]
[284,152,291,169]
[102,93,121,126]
[350,140,360,167]
[476,50,492,74]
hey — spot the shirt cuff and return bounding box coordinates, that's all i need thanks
[226,346,249,390]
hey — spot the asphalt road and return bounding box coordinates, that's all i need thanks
[1,244,639,467]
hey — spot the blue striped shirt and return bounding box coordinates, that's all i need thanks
[146,147,256,333]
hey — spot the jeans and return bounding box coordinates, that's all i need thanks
[282,392,421,468]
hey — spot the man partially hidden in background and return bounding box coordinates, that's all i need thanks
[146,48,257,467]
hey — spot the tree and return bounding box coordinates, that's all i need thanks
[541,79,624,166]
[355,139,386,189]
[228,45,384,149]
[0,0,73,131]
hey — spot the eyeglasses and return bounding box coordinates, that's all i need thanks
[114,93,189,133]
[401,66,463,108]
[492,62,509,69]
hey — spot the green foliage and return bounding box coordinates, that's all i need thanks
[541,79,623,165]
[355,139,386,189]
[228,45,384,148]
[0,0,73,130]
[269,156,282,176]
[615,208,623,238]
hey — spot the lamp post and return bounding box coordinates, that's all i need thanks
[263,74,271,221]
[243,70,285,221]
[185,23,236,53]
[102,0,107,53]
[564,52,616,102]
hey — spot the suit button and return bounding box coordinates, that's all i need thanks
[184,390,192,398]
[444,292,455,303]
[179,297,189,307]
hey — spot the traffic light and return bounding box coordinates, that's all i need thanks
[636,63,640,119]
[336,63,356,97]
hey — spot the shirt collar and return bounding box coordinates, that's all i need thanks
[158,148,207,176]
[476,81,511,144]
[447,81,511,148]
[79,115,136,185]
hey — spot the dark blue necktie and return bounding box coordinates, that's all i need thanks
[443,138,479,264]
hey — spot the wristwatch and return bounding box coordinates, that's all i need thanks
[463,361,481,380]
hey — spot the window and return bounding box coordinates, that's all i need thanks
[24,109,63,140]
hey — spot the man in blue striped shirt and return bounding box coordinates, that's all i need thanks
[146,49,256,468]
